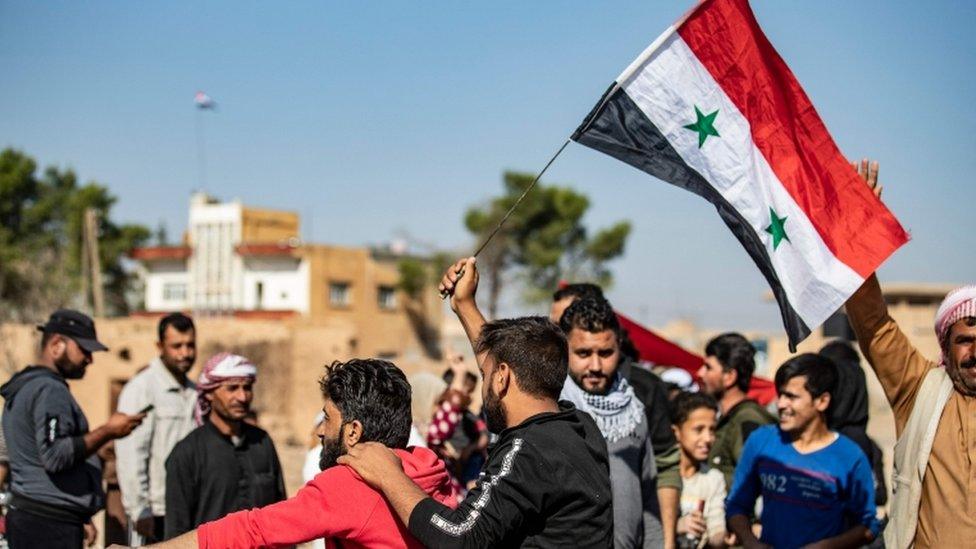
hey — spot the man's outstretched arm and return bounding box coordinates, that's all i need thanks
[438,257,488,367]
[108,531,197,549]
[842,159,932,428]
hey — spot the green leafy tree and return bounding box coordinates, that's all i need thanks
[0,148,150,320]
[465,171,631,317]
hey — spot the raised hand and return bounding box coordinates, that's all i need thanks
[438,257,479,313]
[851,158,882,199]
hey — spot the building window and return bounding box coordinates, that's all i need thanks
[329,282,350,307]
[163,282,187,301]
[378,286,397,310]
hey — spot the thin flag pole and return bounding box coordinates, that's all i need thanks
[195,108,207,191]
[440,137,572,299]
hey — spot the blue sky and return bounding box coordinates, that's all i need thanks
[2,1,974,331]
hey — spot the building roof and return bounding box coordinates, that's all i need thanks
[235,242,300,257]
[130,246,192,261]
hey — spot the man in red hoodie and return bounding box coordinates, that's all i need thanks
[127,358,457,549]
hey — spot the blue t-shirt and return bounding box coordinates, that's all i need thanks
[726,425,880,548]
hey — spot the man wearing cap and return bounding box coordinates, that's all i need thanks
[844,160,975,548]
[1,309,145,549]
[163,352,285,539]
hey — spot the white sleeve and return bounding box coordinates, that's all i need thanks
[115,377,155,520]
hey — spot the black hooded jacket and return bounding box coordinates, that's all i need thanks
[408,402,613,548]
[1,366,104,522]
[827,356,888,506]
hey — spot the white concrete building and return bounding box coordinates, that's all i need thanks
[133,193,307,315]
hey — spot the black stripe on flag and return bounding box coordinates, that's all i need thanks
[573,83,811,349]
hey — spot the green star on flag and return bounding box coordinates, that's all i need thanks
[765,207,790,250]
[683,106,720,147]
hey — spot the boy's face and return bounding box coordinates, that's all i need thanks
[776,375,830,435]
[673,407,717,462]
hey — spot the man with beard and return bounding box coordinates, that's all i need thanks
[2,309,145,548]
[162,353,285,539]
[558,297,663,548]
[137,359,457,549]
[116,313,198,545]
[551,285,682,548]
[338,257,613,548]
[842,159,976,549]
[696,333,775,489]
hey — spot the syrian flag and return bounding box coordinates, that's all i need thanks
[572,0,908,350]
[194,91,216,110]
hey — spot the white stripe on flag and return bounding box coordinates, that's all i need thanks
[620,33,863,328]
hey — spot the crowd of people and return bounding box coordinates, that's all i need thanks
[0,166,972,548]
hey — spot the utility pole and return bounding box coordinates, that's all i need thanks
[83,208,105,317]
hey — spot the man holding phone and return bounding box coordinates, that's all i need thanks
[116,314,198,545]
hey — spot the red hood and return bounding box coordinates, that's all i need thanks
[395,446,457,504]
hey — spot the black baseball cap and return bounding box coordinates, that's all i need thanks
[36,309,109,353]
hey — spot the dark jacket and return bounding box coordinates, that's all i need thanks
[709,398,776,489]
[622,360,682,490]
[408,402,613,548]
[164,420,286,539]
[828,356,888,506]
[1,366,104,522]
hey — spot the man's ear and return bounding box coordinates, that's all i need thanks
[671,424,681,441]
[722,368,738,391]
[205,391,215,403]
[494,361,512,397]
[814,392,831,414]
[49,334,66,359]
[344,420,363,447]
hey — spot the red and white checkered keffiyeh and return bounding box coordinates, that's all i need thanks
[935,285,976,364]
[195,352,257,425]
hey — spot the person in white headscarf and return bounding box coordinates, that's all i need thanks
[164,352,285,539]
[844,158,976,549]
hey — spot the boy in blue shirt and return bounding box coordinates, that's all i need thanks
[726,353,880,549]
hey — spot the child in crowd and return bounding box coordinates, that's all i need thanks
[672,392,727,549]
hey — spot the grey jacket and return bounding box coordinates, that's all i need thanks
[1,366,104,522]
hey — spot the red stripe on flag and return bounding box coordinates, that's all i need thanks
[677,0,908,278]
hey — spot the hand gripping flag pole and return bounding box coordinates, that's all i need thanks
[440,138,572,299]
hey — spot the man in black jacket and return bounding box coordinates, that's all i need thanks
[340,257,613,548]
[1,310,145,549]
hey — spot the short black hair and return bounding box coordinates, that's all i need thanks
[475,316,568,400]
[704,333,756,393]
[818,340,860,365]
[319,358,412,448]
[670,391,719,426]
[443,369,478,387]
[552,283,604,303]
[559,297,620,336]
[158,313,195,342]
[775,353,839,417]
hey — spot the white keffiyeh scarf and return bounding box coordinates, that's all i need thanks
[561,374,645,443]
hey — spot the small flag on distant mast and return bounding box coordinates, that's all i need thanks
[194,91,216,110]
